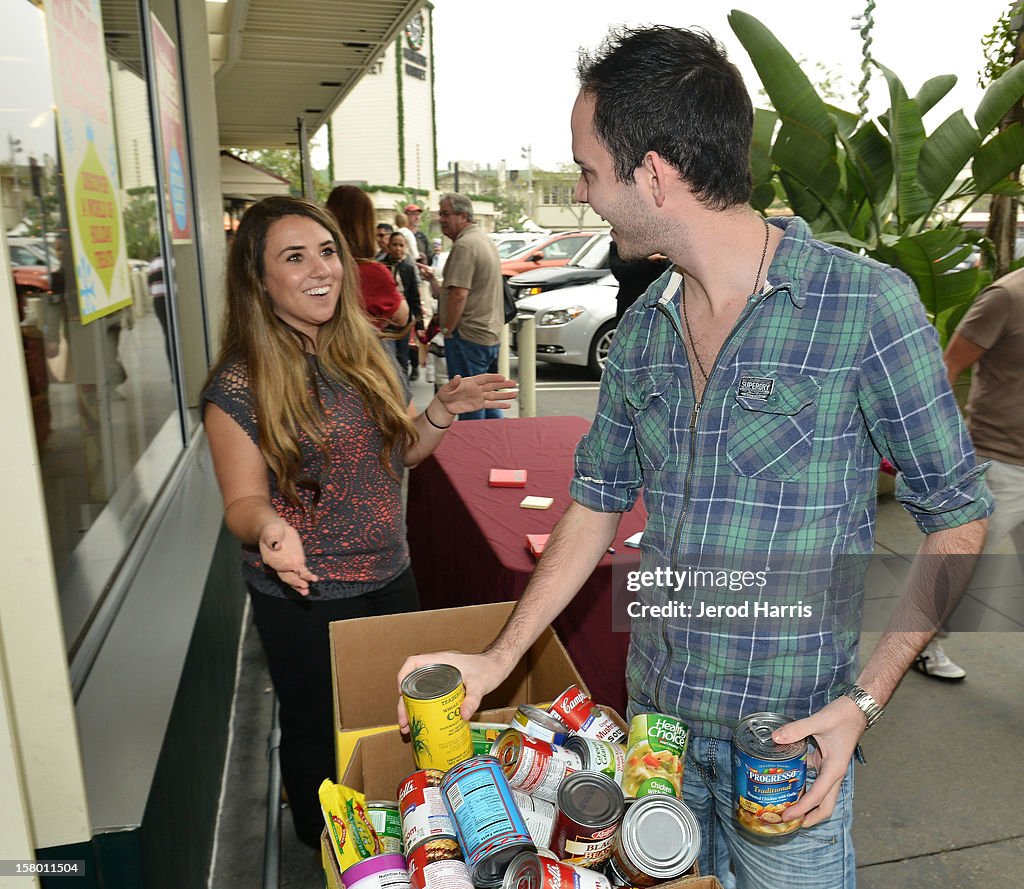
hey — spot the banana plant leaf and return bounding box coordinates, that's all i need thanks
[880,67,933,226]
[874,229,980,318]
[840,121,893,211]
[975,59,1024,135]
[917,111,980,201]
[972,123,1024,195]
[729,11,839,201]
[914,75,958,117]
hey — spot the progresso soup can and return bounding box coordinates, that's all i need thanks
[621,713,688,799]
[440,755,536,888]
[732,711,807,842]
[401,664,475,771]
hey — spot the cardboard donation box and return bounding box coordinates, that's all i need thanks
[330,601,588,778]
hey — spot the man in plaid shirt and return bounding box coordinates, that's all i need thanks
[399,26,990,888]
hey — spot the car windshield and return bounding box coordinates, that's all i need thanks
[505,239,549,260]
[568,234,611,269]
[497,239,533,257]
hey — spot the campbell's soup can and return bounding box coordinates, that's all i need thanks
[605,795,701,887]
[397,769,456,853]
[564,736,627,785]
[500,851,611,889]
[621,713,688,799]
[341,853,410,889]
[406,839,473,889]
[511,790,557,849]
[365,801,403,855]
[491,729,582,803]
[732,712,807,841]
[551,772,625,866]
[401,664,474,771]
[441,755,536,888]
[548,685,625,743]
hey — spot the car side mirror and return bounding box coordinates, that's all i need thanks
[529,251,544,262]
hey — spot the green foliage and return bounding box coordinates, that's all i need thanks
[227,148,332,204]
[979,3,1024,87]
[123,186,160,261]
[729,9,1024,344]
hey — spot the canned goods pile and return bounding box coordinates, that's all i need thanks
[347,670,701,887]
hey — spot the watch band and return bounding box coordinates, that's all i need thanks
[843,684,885,729]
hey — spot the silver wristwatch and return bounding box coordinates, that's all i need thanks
[843,684,885,729]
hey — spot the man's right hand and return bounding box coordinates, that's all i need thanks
[397,650,512,733]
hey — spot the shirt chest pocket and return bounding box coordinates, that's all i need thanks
[625,374,675,471]
[726,373,821,482]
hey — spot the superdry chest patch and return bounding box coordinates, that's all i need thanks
[737,376,775,400]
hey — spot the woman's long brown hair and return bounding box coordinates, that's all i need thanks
[209,196,416,506]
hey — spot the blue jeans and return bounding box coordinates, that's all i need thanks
[628,700,856,889]
[444,331,502,420]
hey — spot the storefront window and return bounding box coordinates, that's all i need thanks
[2,0,198,654]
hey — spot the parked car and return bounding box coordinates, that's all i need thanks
[514,273,618,378]
[488,231,545,258]
[500,230,599,279]
[7,239,52,294]
[509,233,611,300]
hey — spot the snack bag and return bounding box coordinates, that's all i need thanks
[319,779,383,874]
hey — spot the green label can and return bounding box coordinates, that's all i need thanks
[621,713,688,798]
[366,801,403,855]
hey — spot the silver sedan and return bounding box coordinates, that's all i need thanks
[514,273,618,378]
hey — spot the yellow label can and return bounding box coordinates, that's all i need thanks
[401,663,475,770]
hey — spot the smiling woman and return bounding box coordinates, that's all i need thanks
[200,196,515,848]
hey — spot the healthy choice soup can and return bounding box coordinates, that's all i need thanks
[621,713,688,799]
[732,711,807,841]
[401,664,475,771]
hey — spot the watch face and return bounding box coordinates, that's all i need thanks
[405,12,425,51]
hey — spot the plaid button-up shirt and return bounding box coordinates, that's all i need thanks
[570,216,991,739]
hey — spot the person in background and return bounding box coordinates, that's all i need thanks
[375,222,394,261]
[325,185,408,352]
[398,26,989,889]
[384,232,422,381]
[203,196,514,850]
[417,192,505,420]
[609,240,671,321]
[405,203,433,267]
[394,211,420,263]
[147,253,173,371]
[921,266,1024,680]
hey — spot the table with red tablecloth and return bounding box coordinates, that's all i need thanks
[406,415,646,715]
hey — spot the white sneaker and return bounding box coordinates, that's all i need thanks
[425,365,435,383]
[913,640,966,682]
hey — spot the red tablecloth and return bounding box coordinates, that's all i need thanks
[407,416,646,715]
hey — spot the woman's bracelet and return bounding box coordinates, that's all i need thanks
[424,403,453,430]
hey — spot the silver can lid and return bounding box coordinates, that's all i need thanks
[618,795,700,878]
[556,771,624,828]
[501,851,542,889]
[514,705,570,738]
[733,711,806,761]
[401,663,463,700]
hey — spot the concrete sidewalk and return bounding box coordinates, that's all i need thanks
[854,496,1023,887]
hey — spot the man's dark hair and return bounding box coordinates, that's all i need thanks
[377,223,394,234]
[577,26,753,210]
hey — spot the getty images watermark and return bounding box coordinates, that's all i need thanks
[623,566,813,619]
